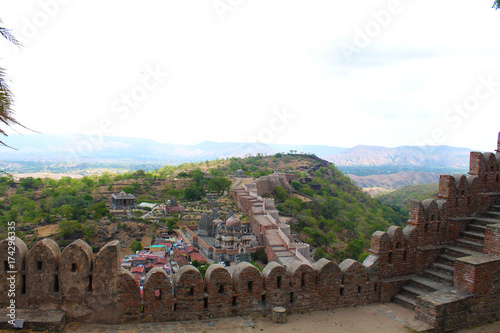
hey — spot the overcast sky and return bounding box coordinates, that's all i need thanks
[1,0,500,151]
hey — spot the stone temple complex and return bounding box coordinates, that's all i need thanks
[2,133,500,332]
[192,209,258,262]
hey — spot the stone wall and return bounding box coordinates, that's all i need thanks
[0,237,376,324]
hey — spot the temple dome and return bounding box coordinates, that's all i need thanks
[226,216,242,228]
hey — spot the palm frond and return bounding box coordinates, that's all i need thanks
[0,19,21,47]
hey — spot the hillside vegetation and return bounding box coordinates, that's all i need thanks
[376,183,440,216]
[1,154,408,263]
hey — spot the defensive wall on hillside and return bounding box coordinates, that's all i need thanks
[2,138,500,331]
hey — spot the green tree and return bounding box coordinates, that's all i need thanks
[207,177,232,196]
[166,218,179,232]
[495,1,500,10]
[189,168,205,184]
[273,186,288,202]
[184,184,205,201]
[129,240,143,253]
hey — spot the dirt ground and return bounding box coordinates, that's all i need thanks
[53,302,500,333]
[34,225,59,238]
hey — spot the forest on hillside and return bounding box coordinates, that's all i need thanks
[1,153,411,263]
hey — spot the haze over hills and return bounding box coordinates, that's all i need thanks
[347,172,441,191]
[0,134,474,185]
[323,145,471,169]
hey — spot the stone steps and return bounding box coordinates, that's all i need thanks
[408,275,453,293]
[490,205,500,211]
[436,254,457,266]
[390,200,499,314]
[483,210,500,218]
[466,224,486,233]
[393,293,417,310]
[423,268,454,285]
[444,244,484,258]
[431,262,454,275]
[472,217,500,226]
[460,230,485,242]
[455,238,484,252]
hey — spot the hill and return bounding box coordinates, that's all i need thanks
[347,171,440,190]
[0,153,407,263]
[376,183,440,215]
[326,145,471,174]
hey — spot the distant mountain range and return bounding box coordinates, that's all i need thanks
[323,145,471,169]
[0,134,475,173]
[347,171,441,190]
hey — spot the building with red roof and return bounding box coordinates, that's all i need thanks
[131,266,145,274]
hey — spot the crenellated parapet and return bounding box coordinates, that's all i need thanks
[368,225,417,279]
[1,237,380,323]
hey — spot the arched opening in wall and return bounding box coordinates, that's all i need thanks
[374,284,377,292]
[388,252,392,264]
[21,275,26,294]
[461,190,465,196]
[262,294,266,306]
[53,275,59,293]
[277,276,282,289]
[37,261,42,271]
[88,275,93,291]
[217,284,224,294]
[424,223,428,233]
[71,263,78,273]
[403,251,407,262]
[395,242,401,249]
[187,287,194,296]
[301,273,306,287]
[339,287,344,296]
[467,197,471,205]
[203,297,208,309]
[232,296,237,306]
[290,292,294,304]
[173,303,177,312]
[496,174,499,183]
[247,281,253,292]
[431,215,435,221]
[155,289,162,301]
[357,286,361,295]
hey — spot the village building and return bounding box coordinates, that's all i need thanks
[111,191,136,210]
[162,195,185,213]
[234,169,246,177]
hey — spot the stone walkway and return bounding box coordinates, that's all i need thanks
[66,316,256,333]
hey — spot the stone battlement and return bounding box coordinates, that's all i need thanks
[0,237,375,324]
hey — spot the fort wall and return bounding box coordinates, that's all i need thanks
[2,148,500,330]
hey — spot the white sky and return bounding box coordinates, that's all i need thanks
[1,0,500,151]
